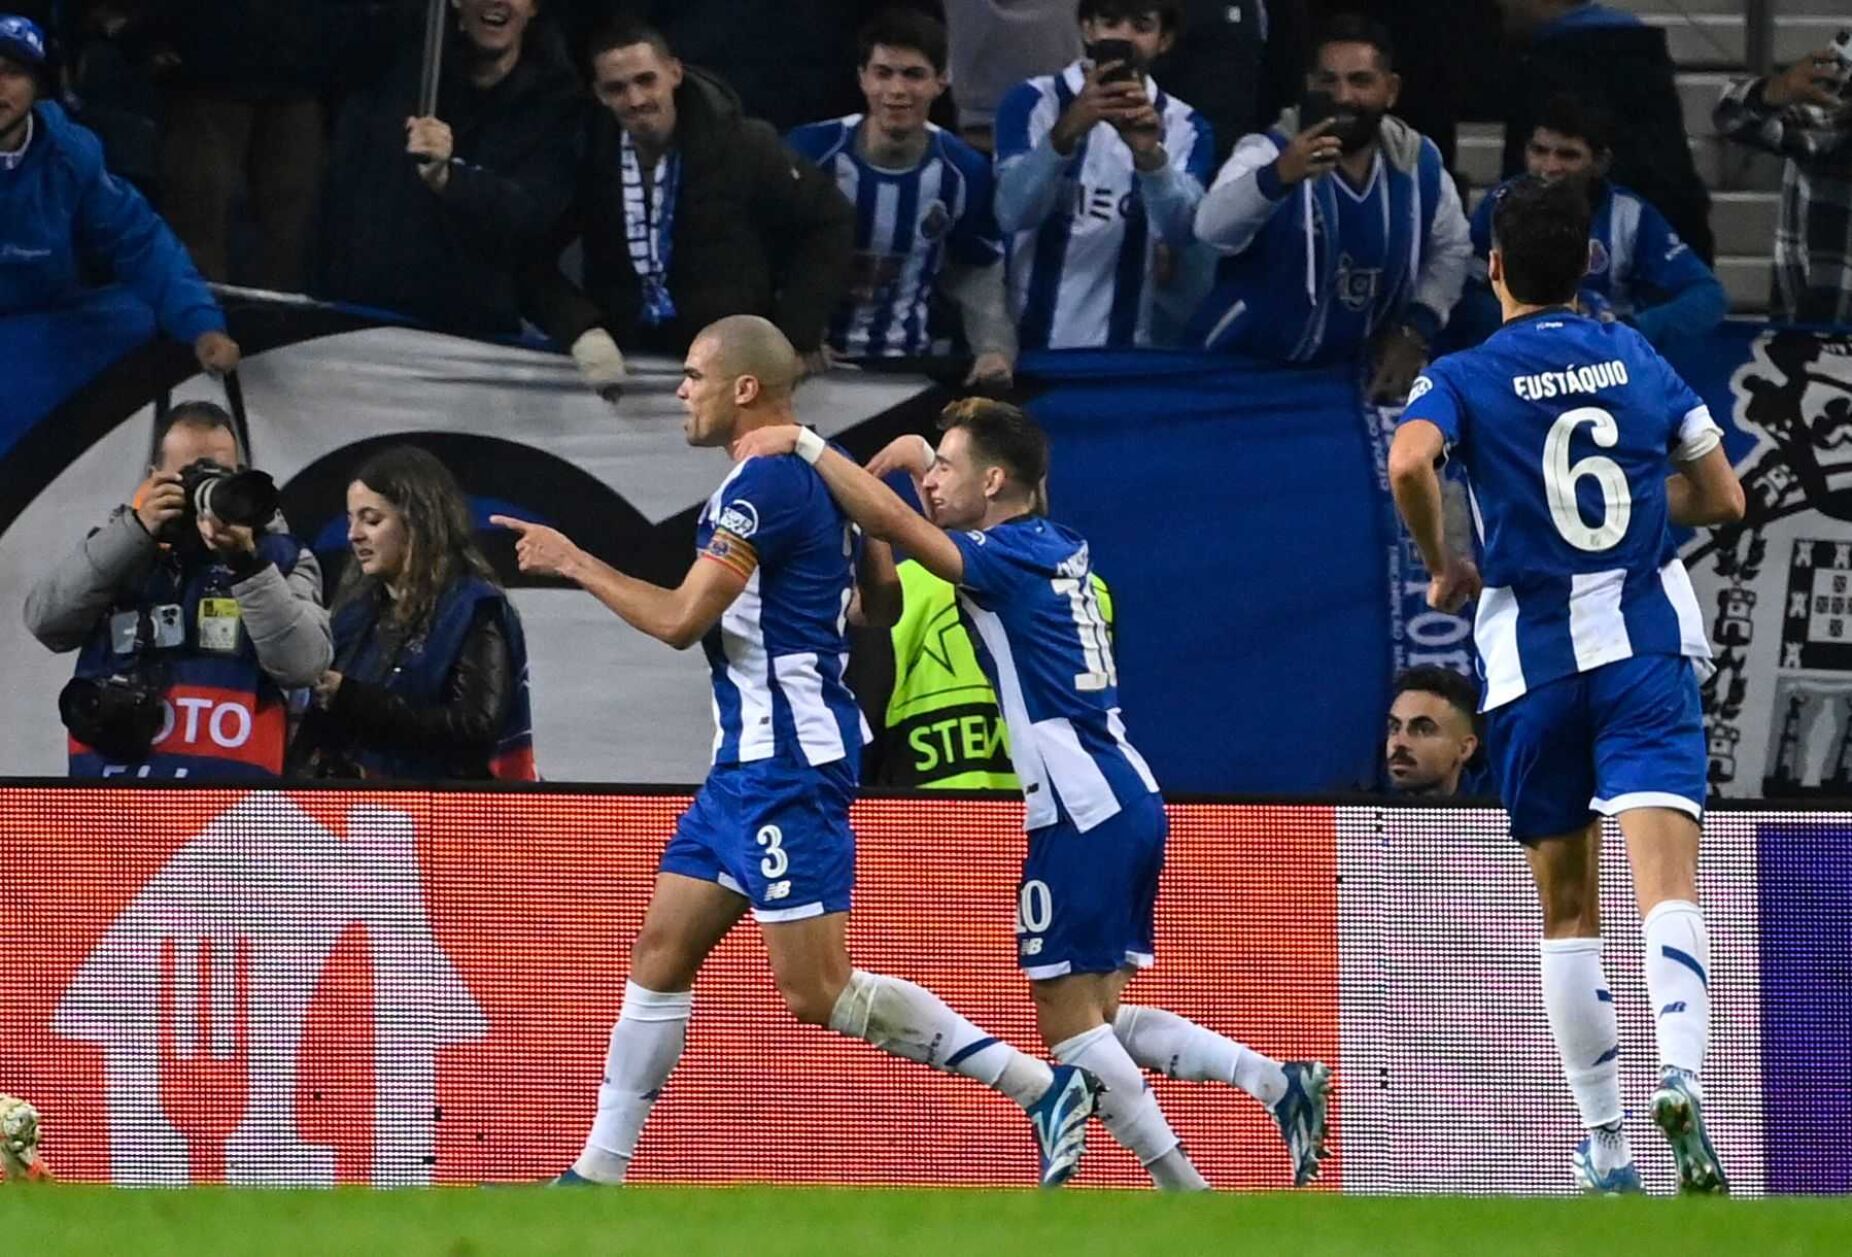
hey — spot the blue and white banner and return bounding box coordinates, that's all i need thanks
[8,290,1852,797]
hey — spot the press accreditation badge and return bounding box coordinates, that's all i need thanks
[197,597,242,653]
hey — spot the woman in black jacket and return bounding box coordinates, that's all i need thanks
[292,446,537,781]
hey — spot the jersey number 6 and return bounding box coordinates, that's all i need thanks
[1543,406,1632,553]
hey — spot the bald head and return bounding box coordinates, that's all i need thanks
[694,315,801,403]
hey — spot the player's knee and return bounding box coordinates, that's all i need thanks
[629,923,702,991]
[1539,884,1599,936]
[775,971,841,1026]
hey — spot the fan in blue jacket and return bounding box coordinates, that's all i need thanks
[1450,93,1727,353]
[0,15,239,375]
[1188,16,1470,404]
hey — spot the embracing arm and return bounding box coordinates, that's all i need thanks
[492,515,746,650]
[730,431,967,586]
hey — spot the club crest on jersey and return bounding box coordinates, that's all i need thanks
[1588,238,1611,277]
[920,200,952,241]
[1336,252,1382,313]
[718,500,760,538]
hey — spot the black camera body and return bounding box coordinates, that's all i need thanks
[59,671,166,763]
[159,459,281,544]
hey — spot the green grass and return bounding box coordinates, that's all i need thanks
[2,1186,1849,1257]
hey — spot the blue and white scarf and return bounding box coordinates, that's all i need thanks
[621,132,680,327]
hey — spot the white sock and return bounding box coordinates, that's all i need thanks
[829,969,1055,1108]
[1588,1120,1632,1176]
[1112,1005,1288,1107]
[1643,899,1711,1082]
[1539,938,1625,1131]
[573,981,691,1183]
[1052,1023,1207,1191]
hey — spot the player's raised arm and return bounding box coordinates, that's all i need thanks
[492,516,747,650]
[731,429,967,585]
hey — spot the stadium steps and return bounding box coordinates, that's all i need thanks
[1457,4,1801,315]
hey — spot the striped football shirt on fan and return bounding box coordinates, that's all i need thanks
[993,62,1213,350]
[786,116,1003,358]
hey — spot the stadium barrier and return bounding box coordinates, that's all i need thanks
[4,786,1845,1193]
[13,291,1852,798]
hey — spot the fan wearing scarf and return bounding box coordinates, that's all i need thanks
[291,446,537,782]
[524,17,855,398]
[1190,15,1471,404]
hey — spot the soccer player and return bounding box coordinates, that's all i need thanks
[1389,176,1747,1194]
[493,315,1098,1188]
[786,9,1016,388]
[733,399,1332,1190]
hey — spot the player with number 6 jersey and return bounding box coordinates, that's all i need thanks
[734,397,1333,1191]
[1391,177,1746,1195]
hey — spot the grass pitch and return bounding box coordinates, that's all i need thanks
[2,1186,1849,1257]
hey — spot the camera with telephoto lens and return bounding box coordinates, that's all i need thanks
[58,671,166,763]
[159,458,281,544]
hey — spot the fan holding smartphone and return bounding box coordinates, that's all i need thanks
[993,2,1216,352]
[1189,14,1473,406]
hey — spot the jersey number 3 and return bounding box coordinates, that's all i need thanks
[1543,406,1632,553]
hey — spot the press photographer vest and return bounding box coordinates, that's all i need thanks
[67,536,299,779]
[331,577,537,781]
[877,561,1113,789]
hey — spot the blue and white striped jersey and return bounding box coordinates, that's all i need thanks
[1401,310,1723,711]
[994,62,1214,350]
[785,116,1003,357]
[948,515,1159,832]
[696,453,864,769]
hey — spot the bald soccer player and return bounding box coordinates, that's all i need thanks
[494,316,1100,1188]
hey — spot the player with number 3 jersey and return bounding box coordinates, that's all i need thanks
[1392,177,1746,1195]
[496,316,1101,1190]
[735,397,1332,1190]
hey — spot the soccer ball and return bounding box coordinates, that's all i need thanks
[0,1095,50,1183]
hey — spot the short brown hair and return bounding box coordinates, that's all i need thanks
[937,398,1049,493]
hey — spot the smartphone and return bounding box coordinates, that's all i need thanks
[1300,89,1340,131]
[1086,38,1138,84]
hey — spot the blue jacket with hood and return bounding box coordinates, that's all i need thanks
[0,101,225,344]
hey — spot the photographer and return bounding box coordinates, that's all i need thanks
[289,446,536,782]
[22,402,331,778]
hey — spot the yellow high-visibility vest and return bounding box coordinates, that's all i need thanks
[879,559,1113,789]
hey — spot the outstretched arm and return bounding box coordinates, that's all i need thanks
[732,431,967,586]
[493,515,746,650]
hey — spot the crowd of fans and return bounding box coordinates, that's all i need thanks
[6,1,1850,789]
[9,0,1830,405]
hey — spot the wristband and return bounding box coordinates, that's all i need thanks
[794,427,826,465]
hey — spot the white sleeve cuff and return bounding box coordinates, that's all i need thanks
[1673,404,1724,463]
